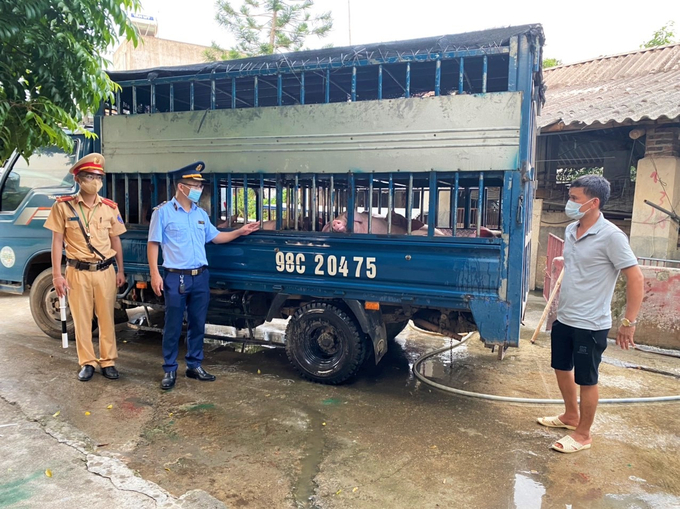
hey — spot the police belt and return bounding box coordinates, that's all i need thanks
[67,257,115,272]
[165,266,207,276]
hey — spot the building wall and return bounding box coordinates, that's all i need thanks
[612,266,680,350]
[629,127,680,260]
[112,36,210,71]
[533,210,569,290]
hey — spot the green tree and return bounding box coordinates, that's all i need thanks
[640,20,676,48]
[543,57,562,69]
[206,0,333,60]
[0,1,141,162]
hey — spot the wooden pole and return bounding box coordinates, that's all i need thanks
[530,269,564,344]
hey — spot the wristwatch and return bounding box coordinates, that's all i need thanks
[621,317,638,327]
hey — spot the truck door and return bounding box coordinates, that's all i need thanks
[0,143,80,292]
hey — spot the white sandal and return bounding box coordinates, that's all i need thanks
[551,435,591,453]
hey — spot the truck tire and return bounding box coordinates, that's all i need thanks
[285,302,366,384]
[29,267,75,340]
[385,320,409,342]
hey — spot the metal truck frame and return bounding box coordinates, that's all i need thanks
[0,24,545,384]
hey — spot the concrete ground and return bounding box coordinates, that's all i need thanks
[0,292,679,509]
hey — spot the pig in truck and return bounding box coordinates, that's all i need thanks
[0,24,544,383]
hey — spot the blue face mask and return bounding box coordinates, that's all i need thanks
[181,184,203,203]
[564,198,594,220]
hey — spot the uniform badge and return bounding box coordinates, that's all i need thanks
[117,214,124,224]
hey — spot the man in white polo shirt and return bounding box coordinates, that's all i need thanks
[537,175,644,453]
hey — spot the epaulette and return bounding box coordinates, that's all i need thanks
[101,198,118,209]
[153,201,168,211]
[55,195,76,203]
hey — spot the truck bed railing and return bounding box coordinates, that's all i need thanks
[106,170,504,238]
[106,48,512,116]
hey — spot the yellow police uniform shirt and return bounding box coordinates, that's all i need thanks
[44,194,127,262]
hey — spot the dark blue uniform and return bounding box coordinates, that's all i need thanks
[148,197,220,372]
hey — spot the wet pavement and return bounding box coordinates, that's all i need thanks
[0,292,679,508]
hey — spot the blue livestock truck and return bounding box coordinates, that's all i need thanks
[0,24,545,383]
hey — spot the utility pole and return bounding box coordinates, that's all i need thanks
[348,0,352,45]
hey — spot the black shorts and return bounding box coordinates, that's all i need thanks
[550,320,608,386]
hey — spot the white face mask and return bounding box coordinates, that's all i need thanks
[564,198,594,220]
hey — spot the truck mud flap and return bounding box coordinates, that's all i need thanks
[343,299,387,364]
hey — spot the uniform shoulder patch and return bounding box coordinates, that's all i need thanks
[153,201,168,211]
[101,198,118,209]
[55,195,76,203]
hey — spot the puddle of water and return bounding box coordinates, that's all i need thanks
[513,473,545,509]
[293,410,325,509]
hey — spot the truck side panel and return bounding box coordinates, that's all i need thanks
[101,93,522,175]
[122,230,502,308]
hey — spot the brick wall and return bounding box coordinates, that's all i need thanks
[645,127,680,158]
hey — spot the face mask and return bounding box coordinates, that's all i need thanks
[79,177,103,195]
[181,184,203,203]
[564,198,593,220]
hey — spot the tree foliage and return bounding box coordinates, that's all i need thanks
[640,20,676,48]
[0,0,141,162]
[542,57,563,69]
[206,0,333,60]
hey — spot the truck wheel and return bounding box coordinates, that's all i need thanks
[285,302,366,384]
[29,267,75,340]
[385,320,409,342]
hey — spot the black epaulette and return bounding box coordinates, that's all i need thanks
[153,201,169,211]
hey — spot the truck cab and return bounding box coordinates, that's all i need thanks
[0,135,95,335]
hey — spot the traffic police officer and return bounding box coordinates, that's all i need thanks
[44,153,127,381]
[147,162,259,390]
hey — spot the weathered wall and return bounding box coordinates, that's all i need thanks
[112,36,210,71]
[534,211,567,290]
[629,156,680,260]
[611,266,680,350]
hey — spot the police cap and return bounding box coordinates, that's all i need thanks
[171,162,208,182]
[70,153,105,176]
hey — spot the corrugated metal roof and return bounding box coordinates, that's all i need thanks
[539,43,680,131]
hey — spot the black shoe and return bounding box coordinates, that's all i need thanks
[161,371,176,390]
[186,366,216,382]
[78,365,95,381]
[101,366,119,380]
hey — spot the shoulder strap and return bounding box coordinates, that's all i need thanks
[101,198,117,209]
[64,201,107,260]
[55,195,76,203]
